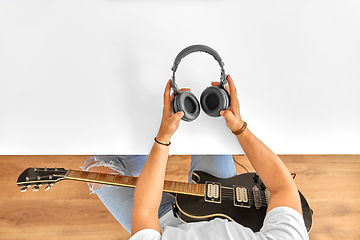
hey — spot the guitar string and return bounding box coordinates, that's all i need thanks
[175,188,269,205]
[97,178,266,201]
[68,173,269,203]
[163,187,268,204]
[30,181,268,205]
[165,188,266,200]
[72,174,267,198]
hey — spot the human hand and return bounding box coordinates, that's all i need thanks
[211,75,244,132]
[157,79,189,143]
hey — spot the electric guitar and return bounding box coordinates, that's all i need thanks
[17,167,313,233]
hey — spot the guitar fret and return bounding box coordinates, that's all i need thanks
[168,181,174,192]
[187,183,192,194]
[87,172,98,180]
[170,182,176,192]
[129,177,137,186]
[67,170,80,178]
[183,183,187,193]
[185,183,190,193]
[78,171,90,179]
[121,176,131,185]
[179,183,184,193]
[164,180,170,191]
[105,174,116,183]
[176,182,182,192]
[96,173,107,182]
[113,175,123,184]
[190,183,195,194]
[193,184,198,195]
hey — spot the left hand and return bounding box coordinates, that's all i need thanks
[157,79,189,142]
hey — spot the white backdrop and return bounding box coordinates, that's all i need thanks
[0,0,359,154]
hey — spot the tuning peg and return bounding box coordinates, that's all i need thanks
[21,185,31,193]
[44,184,51,191]
[32,185,39,191]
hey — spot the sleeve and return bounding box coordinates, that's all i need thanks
[129,229,161,240]
[259,206,309,240]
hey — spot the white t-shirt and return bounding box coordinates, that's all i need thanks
[129,206,309,240]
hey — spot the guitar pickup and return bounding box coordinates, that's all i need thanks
[233,185,250,208]
[204,181,221,204]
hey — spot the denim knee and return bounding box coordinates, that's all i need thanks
[81,156,126,194]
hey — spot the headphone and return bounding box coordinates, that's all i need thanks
[170,44,231,122]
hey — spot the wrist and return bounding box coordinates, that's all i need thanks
[232,121,247,135]
[155,133,171,145]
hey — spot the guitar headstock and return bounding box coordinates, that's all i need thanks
[17,167,68,192]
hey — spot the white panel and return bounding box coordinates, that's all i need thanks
[0,0,359,154]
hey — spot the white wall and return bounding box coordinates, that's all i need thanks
[0,0,359,154]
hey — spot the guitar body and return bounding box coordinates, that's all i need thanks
[172,171,313,233]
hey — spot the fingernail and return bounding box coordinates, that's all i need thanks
[220,111,224,115]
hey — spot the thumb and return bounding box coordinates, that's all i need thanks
[173,111,184,122]
[220,110,234,121]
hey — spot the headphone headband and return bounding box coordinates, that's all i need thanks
[171,45,227,95]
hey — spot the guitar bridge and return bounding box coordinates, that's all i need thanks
[252,186,262,210]
[204,181,221,204]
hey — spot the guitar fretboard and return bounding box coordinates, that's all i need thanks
[65,170,205,197]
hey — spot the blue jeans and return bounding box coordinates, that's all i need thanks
[82,155,237,233]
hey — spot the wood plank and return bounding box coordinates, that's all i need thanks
[1,155,360,240]
[1,155,130,240]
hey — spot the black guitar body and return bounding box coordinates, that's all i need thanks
[172,171,313,233]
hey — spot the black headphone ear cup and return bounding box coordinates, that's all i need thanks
[172,91,200,122]
[200,86,231,117]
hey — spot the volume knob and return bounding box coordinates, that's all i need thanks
[32,186,39,191]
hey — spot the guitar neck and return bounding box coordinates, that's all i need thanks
[65,169,205,197]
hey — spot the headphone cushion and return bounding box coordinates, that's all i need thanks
[172,91,200,122]
[200,86,230,117]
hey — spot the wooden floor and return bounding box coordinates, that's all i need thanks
[1,155,359,240]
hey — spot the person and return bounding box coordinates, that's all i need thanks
[82,75,309,240]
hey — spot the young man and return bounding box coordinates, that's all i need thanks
[83,75,309,239]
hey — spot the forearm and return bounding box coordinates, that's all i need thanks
[131,79,184,236]
[132,134,170,214]
[236,128,296,193]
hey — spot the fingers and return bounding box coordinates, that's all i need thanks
[220,109,234,121]
[164,79,172,105]
[166,79,191,100]
[170,88,191,99]
[211,81,230,94]
[172,110,184,122]
[165,80,192,117]
[227,75,237,99]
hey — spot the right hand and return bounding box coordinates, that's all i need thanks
[211,75,244,132]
